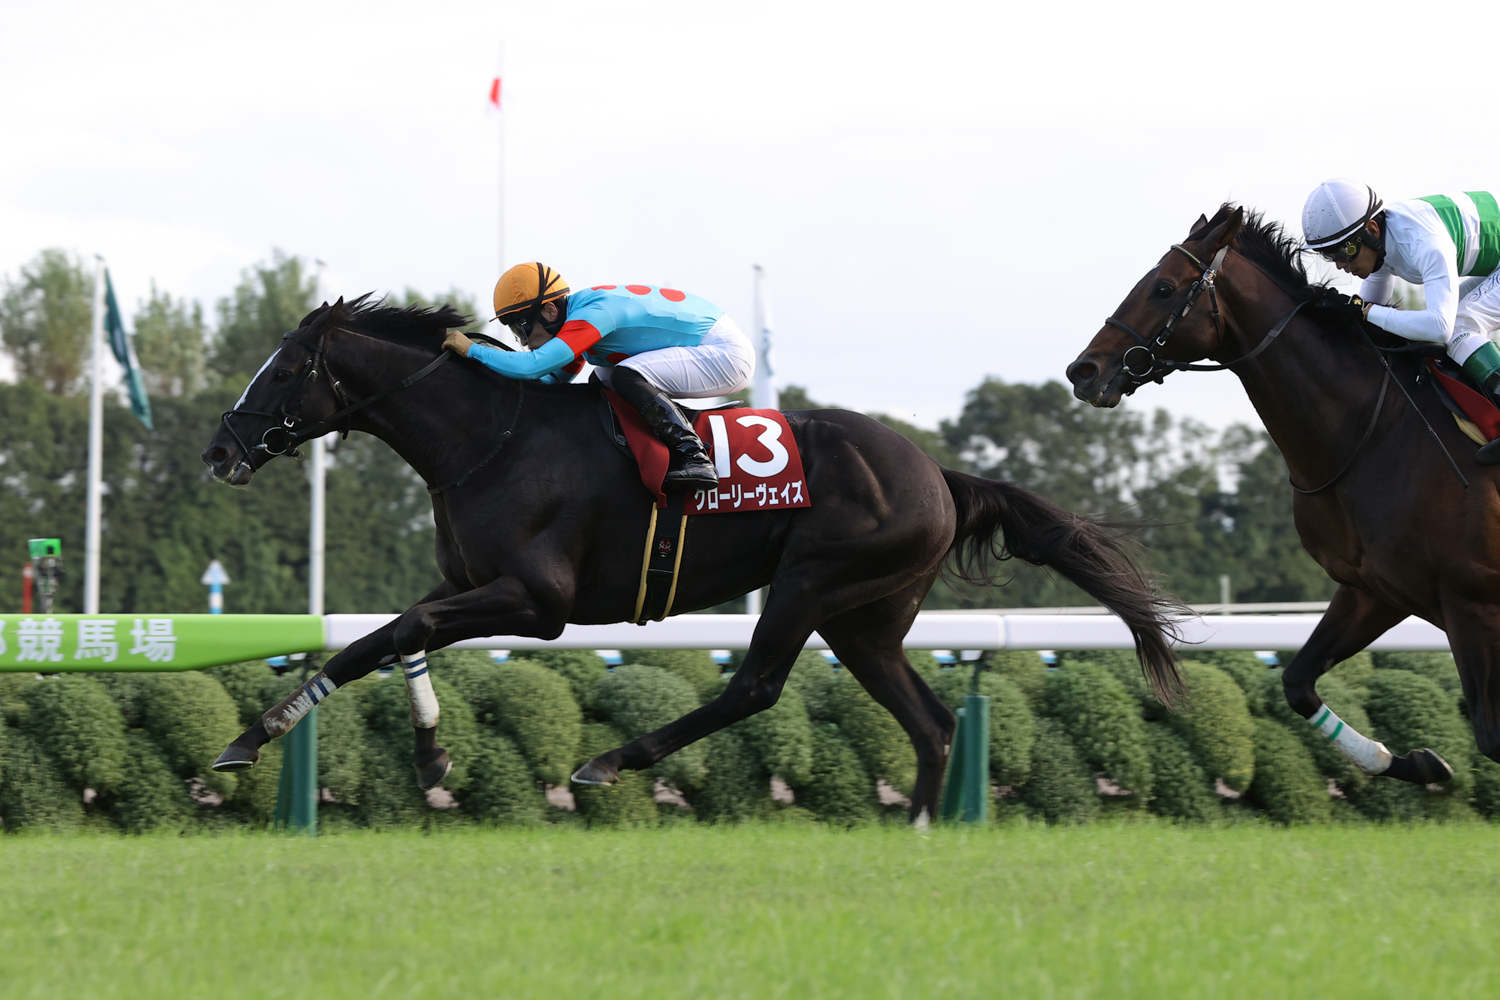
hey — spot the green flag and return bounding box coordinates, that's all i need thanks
[103,269,153,430]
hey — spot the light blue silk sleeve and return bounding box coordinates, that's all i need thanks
[467,337,576,380]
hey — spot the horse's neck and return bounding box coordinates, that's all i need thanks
[342,348,520,489]
[1222,278,1389,487]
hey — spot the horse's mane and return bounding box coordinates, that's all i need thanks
[301,293,475,348]
[1186,203,1328,301]
[1192,203,1382,347]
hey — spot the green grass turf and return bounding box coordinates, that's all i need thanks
[2,821,1497,999]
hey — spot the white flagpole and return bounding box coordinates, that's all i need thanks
[746,265,776,616]
[751,264,776,411]
[495,49,506,272]
[308,259,327,618]
[84,255,106,614]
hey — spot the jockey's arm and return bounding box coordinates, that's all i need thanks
[1362,239,1461,348]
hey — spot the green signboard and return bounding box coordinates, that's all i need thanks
[0,614,325,672]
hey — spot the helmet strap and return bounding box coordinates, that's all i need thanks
[1367,212,1387,271]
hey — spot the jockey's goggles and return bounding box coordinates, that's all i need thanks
[1317,233,1365,265]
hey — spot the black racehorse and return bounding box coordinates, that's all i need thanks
[203,295,1182,821]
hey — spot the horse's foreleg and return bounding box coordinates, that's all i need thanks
[1282,585,1449,783]
[390,575,570,789]
[212,580,462,774]
[1436,601,1500,767]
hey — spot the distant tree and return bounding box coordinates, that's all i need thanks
[0,249,93,394]
[776,384,825,411]
[210,251,317,384]
[133,284,208,398]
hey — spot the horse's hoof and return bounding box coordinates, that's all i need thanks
[571,757,619,786]
[414,747,452,790]
[1382,748,1454,785]
[212,742,260,773]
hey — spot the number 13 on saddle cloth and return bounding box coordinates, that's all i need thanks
[604,390,811,513]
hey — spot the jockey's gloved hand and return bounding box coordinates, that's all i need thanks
[1327,295,1369,325]
[443,330,474,357]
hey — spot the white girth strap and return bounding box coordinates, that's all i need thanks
[401,650,441,729]
[1308,704,1392,774]
[266,671,338,738]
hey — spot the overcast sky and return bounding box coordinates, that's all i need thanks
[3,0,1496,431]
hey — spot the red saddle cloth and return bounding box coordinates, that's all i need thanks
[603,390,812,513]
[1426,359,1500,441]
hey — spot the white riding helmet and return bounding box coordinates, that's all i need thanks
[1302,178,1383,250]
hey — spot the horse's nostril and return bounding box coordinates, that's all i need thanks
[1066,360,1099,387]
[206,446,227,464]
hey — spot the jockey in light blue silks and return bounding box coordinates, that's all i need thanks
[1303,179,1500,460]
[442,262,755,488]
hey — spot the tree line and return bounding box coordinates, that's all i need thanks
[0,248,1334,615]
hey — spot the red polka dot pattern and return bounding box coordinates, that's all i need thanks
[659,288,686,302]
[591,284,617,290]
[625,285,651,295]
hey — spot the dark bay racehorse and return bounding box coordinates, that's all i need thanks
[1067,204,1493,783]
[203,296,1182,820]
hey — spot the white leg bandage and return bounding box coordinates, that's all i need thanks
[1308,704,1392,774]
[266,671,338,738]
[401,651,441,729]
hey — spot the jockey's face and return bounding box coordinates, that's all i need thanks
[524,301,561,349]
[507,300,561,350]
[1331,219,1382,280]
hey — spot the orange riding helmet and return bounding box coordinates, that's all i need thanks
[493,262,570,326]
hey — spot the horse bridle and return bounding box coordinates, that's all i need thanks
[218,321,452,469]
[1099,242,1426,495]
[1103,243,1317,396]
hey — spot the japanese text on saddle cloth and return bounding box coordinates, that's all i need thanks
[606,392,811,513]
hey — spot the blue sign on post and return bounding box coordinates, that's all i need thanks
[200,560,230,614]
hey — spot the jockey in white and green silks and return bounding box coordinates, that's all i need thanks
[1302,179,1500,397]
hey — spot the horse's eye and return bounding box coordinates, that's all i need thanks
[272,369,292,383]
[1152,281,1174,299]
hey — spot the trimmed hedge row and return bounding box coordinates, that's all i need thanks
[0,646,1492,832]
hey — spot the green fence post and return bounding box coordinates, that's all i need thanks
[274,655,320,836]
[275,707,318,835]
[959,694,990,825]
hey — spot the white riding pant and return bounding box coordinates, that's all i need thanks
[1451,271,1500,363]
[596,315,755,399]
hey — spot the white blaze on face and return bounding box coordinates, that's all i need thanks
[234,348,282,410]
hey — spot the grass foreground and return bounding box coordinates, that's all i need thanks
[2,820,1497,999]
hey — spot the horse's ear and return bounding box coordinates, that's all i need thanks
[326,296,346,322]
[1186,214,1209,240]
[1199,207,1244,253]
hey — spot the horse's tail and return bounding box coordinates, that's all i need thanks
[941,468,1185,707]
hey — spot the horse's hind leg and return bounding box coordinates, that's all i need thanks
[1283,584,1451,783]
[574,578,841,784]
[815,581,955,825]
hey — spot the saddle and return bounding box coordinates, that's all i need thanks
[1421,356,1500,446]
[594,384,813,623]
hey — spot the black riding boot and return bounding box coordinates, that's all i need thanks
[611,367,719,487]
[1480,373,1500,465]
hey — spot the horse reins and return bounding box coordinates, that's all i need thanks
[1102,243,1465,494]
[218,320,454,466]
